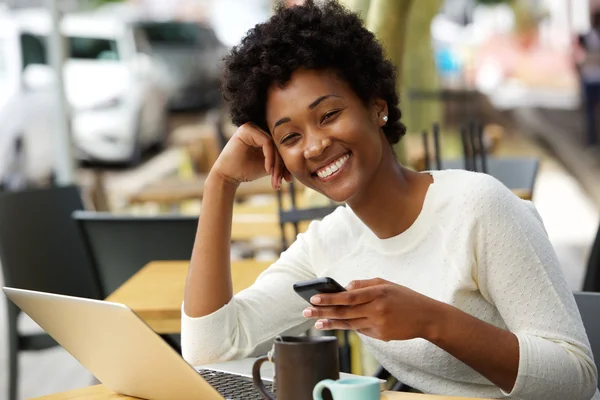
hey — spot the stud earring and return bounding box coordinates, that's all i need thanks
[382,115,388,122]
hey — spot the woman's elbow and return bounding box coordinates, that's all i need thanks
[181,337,241,367]
[575,356,598,400]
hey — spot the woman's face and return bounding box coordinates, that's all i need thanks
[265,69,389,203]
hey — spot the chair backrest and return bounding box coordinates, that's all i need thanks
[573,292,600,387]
[0,186,102,299]
[73,211,197,295]
[584,223,600,292]
[276,180,338,251]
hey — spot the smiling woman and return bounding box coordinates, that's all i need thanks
[265,68,393,203]
[181,1,600,400]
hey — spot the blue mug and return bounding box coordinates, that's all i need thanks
[313,376,381,400]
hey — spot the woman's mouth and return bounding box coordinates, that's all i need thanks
[314,152,351,182]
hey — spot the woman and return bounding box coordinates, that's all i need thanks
[182,1,599,399]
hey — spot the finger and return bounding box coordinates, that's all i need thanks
[271,169,278,190]
[310,287,380,306]
[239,123,271,148]
[345,278,389,291]
[271,150,280,190]
[303,305,367,320]
[273,150,283,190]
[245,122,271,138]
[262,141,274,175]
[314,318,369,331]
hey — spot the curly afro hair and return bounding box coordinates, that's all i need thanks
[221,0,406,145]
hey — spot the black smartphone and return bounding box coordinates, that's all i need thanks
[293,277,346,305]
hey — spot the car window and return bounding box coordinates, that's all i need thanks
[138,22,217,50]
[68,37,120,60]
[20,33,47,69]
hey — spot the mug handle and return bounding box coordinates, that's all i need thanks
[312,379,336,400]
[252,355,276,400]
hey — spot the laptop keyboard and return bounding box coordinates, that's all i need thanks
[198,368,273,400]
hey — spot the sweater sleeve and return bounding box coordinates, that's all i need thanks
[180,226,317,366]
[473,175,598,400]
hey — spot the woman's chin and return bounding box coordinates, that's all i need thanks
[321,184,359,204]
[295,175,359,204]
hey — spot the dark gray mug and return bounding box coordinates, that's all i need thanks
[252,336,339,400]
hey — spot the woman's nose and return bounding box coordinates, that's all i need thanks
[304,137,332,159]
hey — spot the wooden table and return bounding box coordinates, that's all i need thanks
[32,384,493,399]
[128,175,301,206]
[230,213,309,242]
[105,260,273,334]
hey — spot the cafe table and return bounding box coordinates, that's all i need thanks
[32,384,494,399]
[89,263,497,400]
[128,174,306,208]
[105,260,273,334]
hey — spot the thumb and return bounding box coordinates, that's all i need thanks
[346,278,387,291]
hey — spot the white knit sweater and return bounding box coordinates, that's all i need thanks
[182,170,599,400]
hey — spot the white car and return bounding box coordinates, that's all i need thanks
[0,7,171,183]
[0,8,55,187]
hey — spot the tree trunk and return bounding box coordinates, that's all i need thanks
[366,0,413,163]
[401,0,443,135]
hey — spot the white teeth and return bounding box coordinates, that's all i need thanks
[316,153,350,179]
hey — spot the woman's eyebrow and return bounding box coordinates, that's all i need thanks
[273,117,291,132]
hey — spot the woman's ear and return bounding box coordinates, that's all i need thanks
[372,99,389,127]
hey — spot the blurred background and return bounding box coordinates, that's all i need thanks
[1,0,600,398]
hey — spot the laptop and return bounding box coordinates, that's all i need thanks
[3,287,366,400]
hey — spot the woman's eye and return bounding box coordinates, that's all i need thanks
[321,110,340,123]
[282,133,299,144]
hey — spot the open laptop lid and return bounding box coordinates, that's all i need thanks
[3,287,223,400]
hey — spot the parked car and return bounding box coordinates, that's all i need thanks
[0,7,172,177]
[134,20,228,111]
[0,8,55,187]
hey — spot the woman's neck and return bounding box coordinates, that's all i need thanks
[347,147,433,239]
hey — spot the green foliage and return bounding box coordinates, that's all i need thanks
[92,0,124,7]
[476,0,513,4]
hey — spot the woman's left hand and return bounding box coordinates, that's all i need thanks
[302,278,442,342]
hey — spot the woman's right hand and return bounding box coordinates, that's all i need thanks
[211,123,291,190]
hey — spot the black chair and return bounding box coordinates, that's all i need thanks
[72,211,198,296]
[583,223,600,293]
[421,122,539,199]
[276,179,338,252]
[573,292,600,389]
[0,186,103,400]
[441,157,539,196]
[72,212,199,352]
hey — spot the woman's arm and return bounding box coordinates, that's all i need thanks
[183,122,281,318]
[183,173,237,317]
[182,123,316,365]
[181,225,318,365]
[424,301,519,392]
[429,178,598,398]
[305,278,519,392]
[468,176,598,399]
